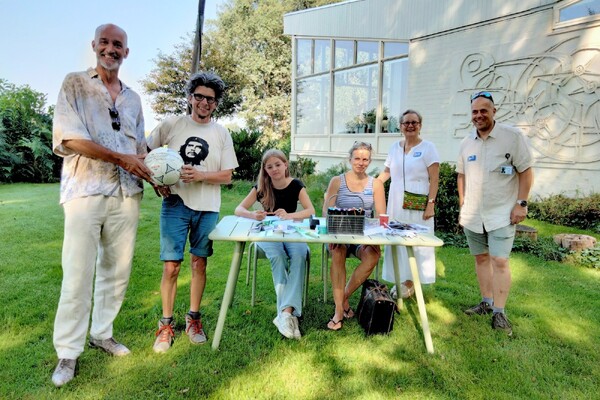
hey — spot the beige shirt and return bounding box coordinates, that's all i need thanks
[52,68,146,204]
[147,115,238,212]
[457,122,533,233]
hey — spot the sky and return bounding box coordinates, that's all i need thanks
[0,0,227,131]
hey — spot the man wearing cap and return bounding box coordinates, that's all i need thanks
[457,91,534,336]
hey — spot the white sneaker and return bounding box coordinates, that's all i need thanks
[52,358,77,387]
[390,283,414,299]
[185,314,207,345]
[89,337,131,356]
[273,312,295,339]
[401,282,415,299]
[291,316,301,340]
[153,320,175,353]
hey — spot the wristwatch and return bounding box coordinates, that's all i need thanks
[428,199,436,204]
[516,200,528,207]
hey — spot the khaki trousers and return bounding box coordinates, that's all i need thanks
[53,193,141,359]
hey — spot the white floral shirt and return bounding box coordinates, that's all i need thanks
[53,68,146,204]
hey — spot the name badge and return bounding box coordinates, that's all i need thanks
[468,155,476,162]
[500,165,513,175]
[413,152,422,157]
[363,188,373,195]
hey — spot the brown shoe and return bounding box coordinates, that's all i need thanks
[492,312,513,336]
[464,301,492,316]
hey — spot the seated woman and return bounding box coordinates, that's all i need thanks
[235,149,315,339]
[322,142,386,331]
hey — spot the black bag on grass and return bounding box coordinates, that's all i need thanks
[356,279,396,335]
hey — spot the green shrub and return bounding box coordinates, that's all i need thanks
[230,128,278,182]
[436,231,468,248]
[529,194,600,233]
[289,156,317,180]
[567,245,600,269]
[435,162,461,234]
[512,236,569,262]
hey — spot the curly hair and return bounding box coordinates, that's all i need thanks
[186,71,226,101]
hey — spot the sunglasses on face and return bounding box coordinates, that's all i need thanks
[108,107,120,131]
[470,91,494,103]
[401,121,420,127]
[191,93,217,104]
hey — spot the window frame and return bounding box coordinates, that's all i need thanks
[293,37,409,137]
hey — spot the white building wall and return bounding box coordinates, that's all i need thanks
[286,0,600,197]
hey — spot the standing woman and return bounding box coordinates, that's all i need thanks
[235,149,315,339]
[322,142,386,330]
[377,109,440,298]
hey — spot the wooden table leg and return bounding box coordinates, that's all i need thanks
[406,245,434,354]
[391,245,403,311]
[212,241,245,350]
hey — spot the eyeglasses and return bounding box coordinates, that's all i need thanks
[192,93,217,104]
[470,91,494,103]
[108,107,120,131]
[353,141,372,150]
[401,121,420,126]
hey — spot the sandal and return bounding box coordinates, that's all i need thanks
[326,318,343,331]
[343,307,355,319]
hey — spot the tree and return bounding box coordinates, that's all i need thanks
[0,80,59,183]
[142,0,342,141]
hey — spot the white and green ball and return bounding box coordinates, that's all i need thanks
[145,147,184,186]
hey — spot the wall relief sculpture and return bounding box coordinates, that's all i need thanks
[454,37,600,164]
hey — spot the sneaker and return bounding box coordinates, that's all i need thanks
[464,301,493,316]
[390,283,414,300]
[153,320,175,353]
[89,337,131,356]
[492,312,513,336]
[185,314,207,344]
[51,358,77,387]
[273,312,295,339]
[291,316,301,340]
[400,282,415,299]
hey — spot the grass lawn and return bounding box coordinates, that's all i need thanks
[0,182,599,399]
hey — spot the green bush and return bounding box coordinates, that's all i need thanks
[289,156,317,180]
[435,162,461,234]
[512,236,569,262]
[567,245,600,269]
[529,194,600,233]
[230,128,277,182]
[0,80,60,183]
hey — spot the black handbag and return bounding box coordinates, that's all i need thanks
[356,279,396,335]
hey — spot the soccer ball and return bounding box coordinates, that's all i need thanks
[145,147,184,186]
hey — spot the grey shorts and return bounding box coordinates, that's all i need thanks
[464,225,516,258]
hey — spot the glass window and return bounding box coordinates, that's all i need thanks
[296,39,312,77]
[335,40,354,69]
[381,58,408,133]
[296,75,330,135]
[384,42,409,58]
[333,65,379,134]
[559,0,600,22]
[357,41,378,64]
[314,40,331,74]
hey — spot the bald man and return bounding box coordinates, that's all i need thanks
[51,23,152,387]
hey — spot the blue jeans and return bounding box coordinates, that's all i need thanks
[160,195,219,261]
[257,241,308,317]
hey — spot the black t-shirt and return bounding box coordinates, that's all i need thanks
[255,178,305,213]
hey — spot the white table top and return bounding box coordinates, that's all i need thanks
[209,215,444,247]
